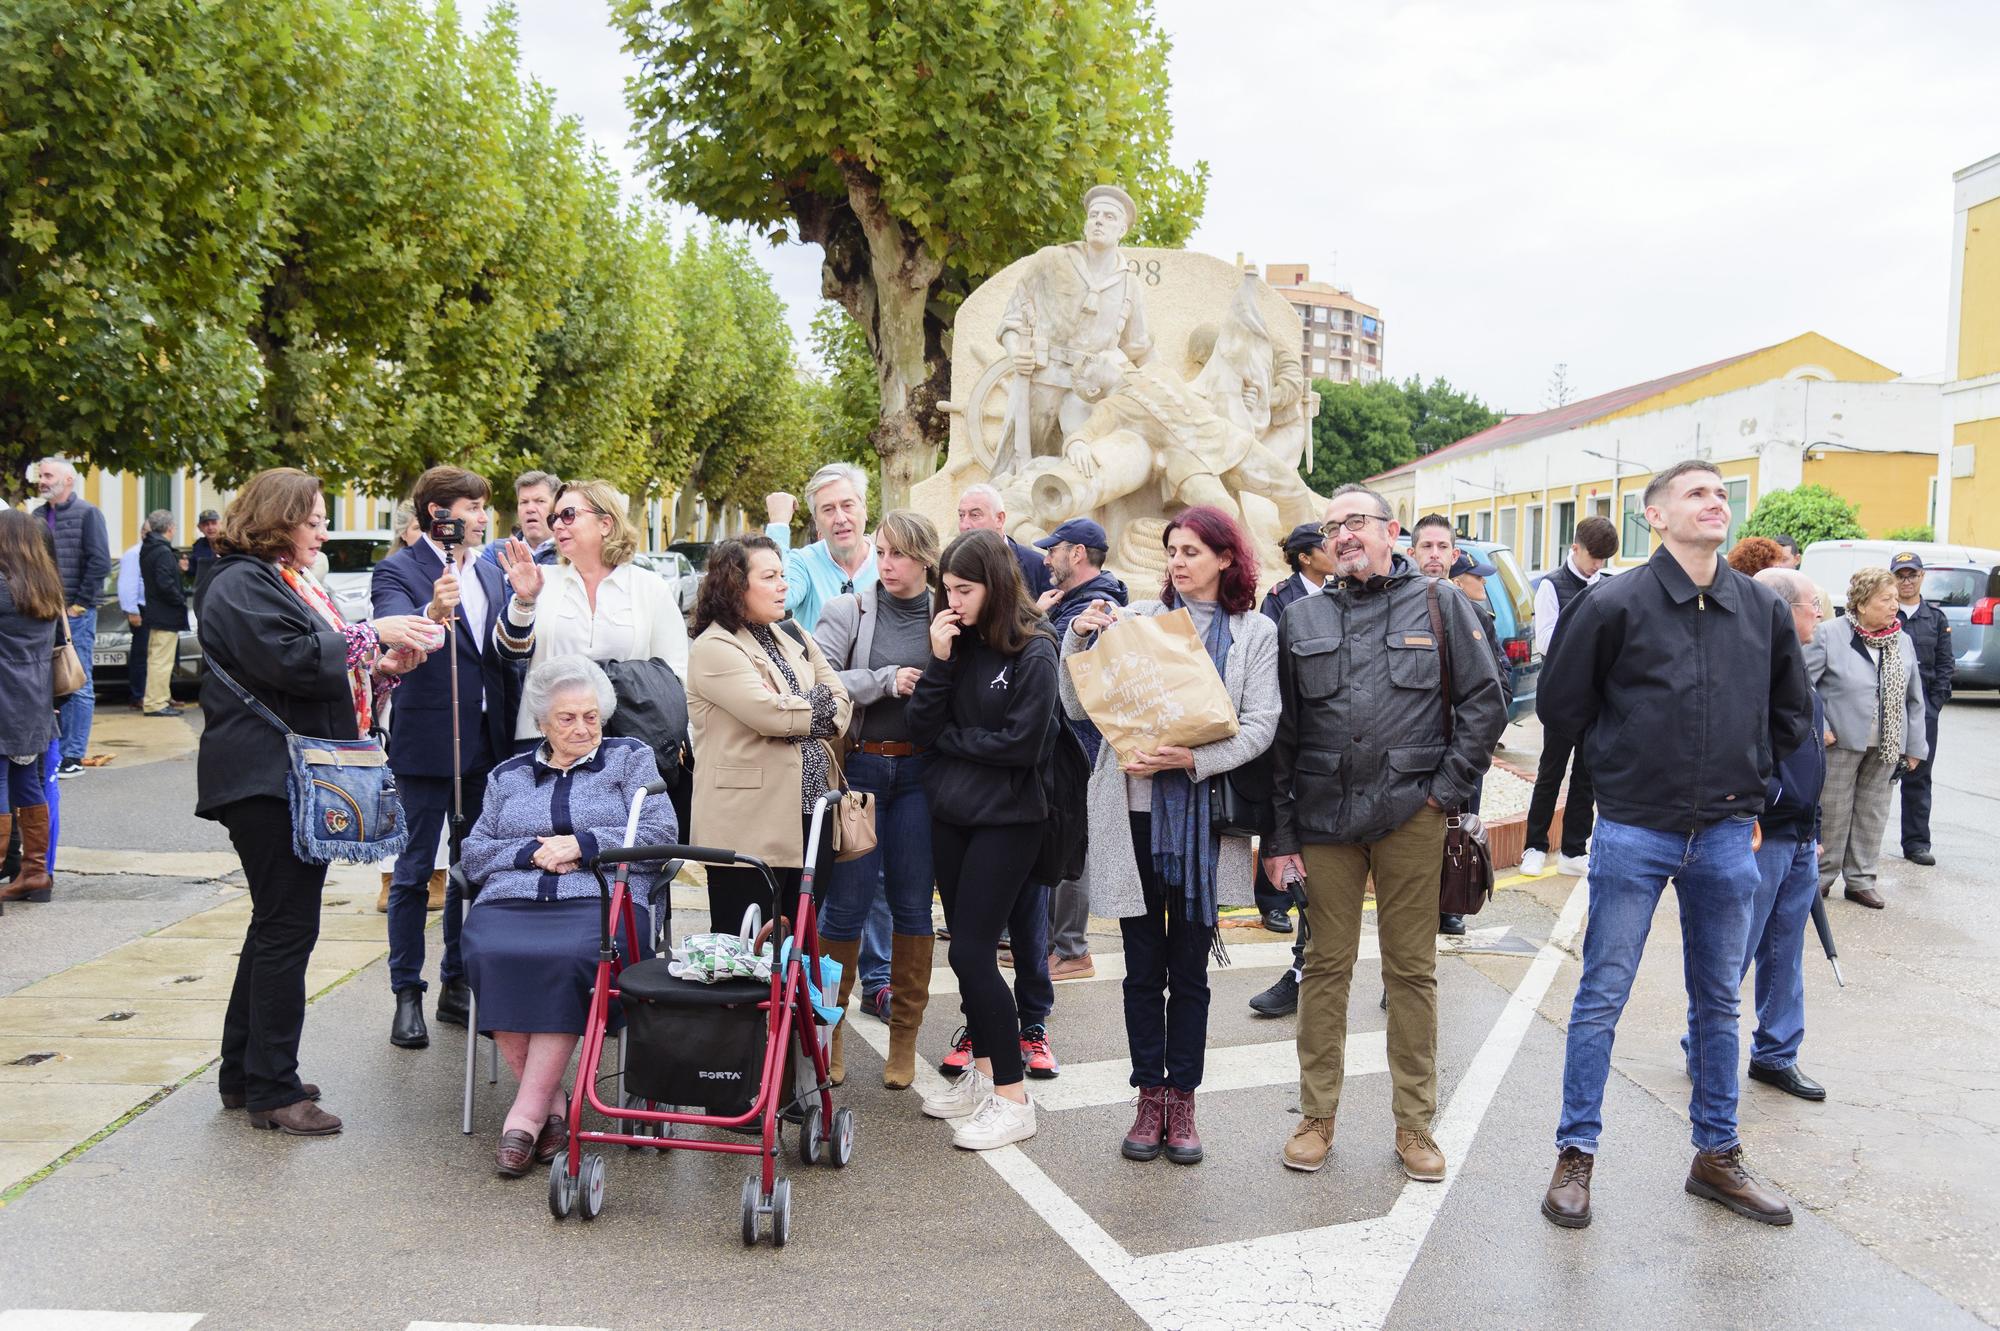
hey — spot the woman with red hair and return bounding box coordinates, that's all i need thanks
[1059,505,1280,1165]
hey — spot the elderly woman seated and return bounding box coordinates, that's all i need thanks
[460,655,675,1178]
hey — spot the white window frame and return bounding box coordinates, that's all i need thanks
[1524,502,1546,571]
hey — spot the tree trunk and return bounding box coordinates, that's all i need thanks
[793,161,949,512]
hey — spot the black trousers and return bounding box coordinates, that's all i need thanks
[932,818,1039,1086]
[1899,708,1942,853]
[216,797,328,1113]
[1120,814,1213,1092]
[127,623,148,702]
[1525,732,1593,857]
[706,814,834,935]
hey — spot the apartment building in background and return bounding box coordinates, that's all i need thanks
[1262,263,1385,385]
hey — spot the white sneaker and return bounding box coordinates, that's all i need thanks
[922,1067,991,1120]
[951,1091,1037,1150]
[1558,853,1590,877]
[1518,848,1548,876]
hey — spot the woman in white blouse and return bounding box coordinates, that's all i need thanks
[493,479,689,748]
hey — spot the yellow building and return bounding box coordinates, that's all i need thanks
[1380,333,1939,574]
[1941,151,2000,547]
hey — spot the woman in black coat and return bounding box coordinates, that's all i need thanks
[196,469,439,1135]
[0,510,62,906]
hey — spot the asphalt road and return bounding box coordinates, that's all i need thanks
[2,698,1996,1330]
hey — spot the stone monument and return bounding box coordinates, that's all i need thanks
[914,185,1323,594]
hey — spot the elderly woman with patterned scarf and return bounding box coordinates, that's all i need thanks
[1059,505,1280,1166]
[1810,567,1926,910]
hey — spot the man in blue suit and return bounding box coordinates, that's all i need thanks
[372,466,523,1050]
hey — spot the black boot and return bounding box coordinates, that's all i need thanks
[390,987,429,1048]
[435,980,471,1028]
[1438,913,1466,936]
[1249,971,1299,1017]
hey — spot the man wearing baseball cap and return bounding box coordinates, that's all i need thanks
[189,508,222,616]
[1890,551,1954,865]
[1034,517,1128,983]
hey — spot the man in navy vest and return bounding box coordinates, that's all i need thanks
[372,465,522,1050]
[33,458,111,778]
[1520,515,1618,877]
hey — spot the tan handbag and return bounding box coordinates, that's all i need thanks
[820,740,878,863]
[52,612,87,699]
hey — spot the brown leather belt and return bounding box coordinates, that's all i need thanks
[857,741,925,757]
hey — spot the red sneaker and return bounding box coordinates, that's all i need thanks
[1020,1024,1060,1079]
[940,1026,974,1076]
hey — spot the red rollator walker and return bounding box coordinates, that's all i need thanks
[548,787,852,1246]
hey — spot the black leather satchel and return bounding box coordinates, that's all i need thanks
[1208,746,1274,839]
[1426,584,1496,917]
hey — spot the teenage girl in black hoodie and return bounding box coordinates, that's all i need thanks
[906,529,1058,1151]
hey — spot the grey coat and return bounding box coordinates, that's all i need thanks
[811,584,934,737]
[1808,618,1927,761]
[1058,601,1280,919]
[0,573,58,756]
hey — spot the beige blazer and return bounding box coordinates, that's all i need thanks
[687,622,852,867]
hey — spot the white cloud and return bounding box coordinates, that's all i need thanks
[470,0,1996,407]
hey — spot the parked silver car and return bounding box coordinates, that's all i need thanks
[91,570,201,699]
[633,549,700,617]
[1917,561,2000,691]
[319,531,399,626]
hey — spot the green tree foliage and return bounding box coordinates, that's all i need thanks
[616,0,1209,504]
[1400,375,1503,455]
[1884,524,1935,543]
[0,0,343,495]
[803,304,883,490]
[1742,483,1867,547]
[1302,379,1417,492]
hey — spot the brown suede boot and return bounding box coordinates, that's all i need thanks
[0,805,53,902]
[376,872,392,914]
[820,937,863,1087]
[426,867,446,911]
[884,933,934,1090]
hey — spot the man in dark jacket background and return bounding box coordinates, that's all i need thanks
[33,458,111,778]
[1264,484,1506,1183]
[1537,460,1814,1232]
[1034,518,1126,981]
[1673,567,1829,1104]
[137,510,187,719]
[1890,551,1953,865]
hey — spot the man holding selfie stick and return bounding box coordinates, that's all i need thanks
[372,466,522,1050]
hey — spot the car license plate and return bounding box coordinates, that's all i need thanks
[93,650,124,667]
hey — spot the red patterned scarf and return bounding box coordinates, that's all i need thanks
[278,562,375,735]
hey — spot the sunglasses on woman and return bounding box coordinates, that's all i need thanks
[549,506,600,528]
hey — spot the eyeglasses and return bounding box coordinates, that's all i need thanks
[1893,570,1923,578]
[549,506,600,528]
[1320,513,1389,536]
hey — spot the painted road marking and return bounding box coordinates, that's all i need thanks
[1025,1033,1386,1114]
[862,875,1591,1331]
[929,936,1392,997]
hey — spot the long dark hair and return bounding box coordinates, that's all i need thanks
[694,534,783,635]
[1161,505,1259,615]
[0,509,64,620]
[939,529,1049,657]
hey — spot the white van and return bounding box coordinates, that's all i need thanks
[1799,538,2000,605]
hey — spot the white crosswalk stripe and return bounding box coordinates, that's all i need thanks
[0,1320,608,1331]
[1025,1032,1387,1112]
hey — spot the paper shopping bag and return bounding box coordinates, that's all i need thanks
[1065,607,1239,766]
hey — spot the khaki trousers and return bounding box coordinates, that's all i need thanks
[143,627,178,714]
[1297,805,1444,1129]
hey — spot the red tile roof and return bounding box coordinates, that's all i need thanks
[1366,344,1770,481]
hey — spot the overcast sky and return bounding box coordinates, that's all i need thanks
[468,0,1997,413]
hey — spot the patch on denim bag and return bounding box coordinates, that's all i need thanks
[323,807,352,836]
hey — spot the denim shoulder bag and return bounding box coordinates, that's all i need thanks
[206,658,410,865]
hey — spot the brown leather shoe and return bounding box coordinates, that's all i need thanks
[1542,1146,1593,1227]
[534,1115,567,1164]
[1686,1146,1793,1225]
[1049,952,1096,982]
[495,1129,537,1177]
[1282,1115,1335,1172]
[1395,1126,1446,1182]
[247,1099,342,1136]
[1844,887,1886,910]
[1122,1086,1167,1161]
[223,1082,318,1111]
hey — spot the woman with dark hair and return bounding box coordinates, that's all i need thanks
[196,469,440,1135]
[686,535,851,933]
[906,529,1059,1151]
[0,509,64,905]
[1060,505,1280,1164]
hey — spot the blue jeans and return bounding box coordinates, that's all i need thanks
[1557,815,1758,1155]
[56,611,96,762]
[5,751,46,809]
[818,751,936,940]
[1680,832,1817,1073]
[860,894,892,994]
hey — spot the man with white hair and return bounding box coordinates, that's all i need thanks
[765,462,876,634]
[956,483,1052,598]
[33,459,111,777]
